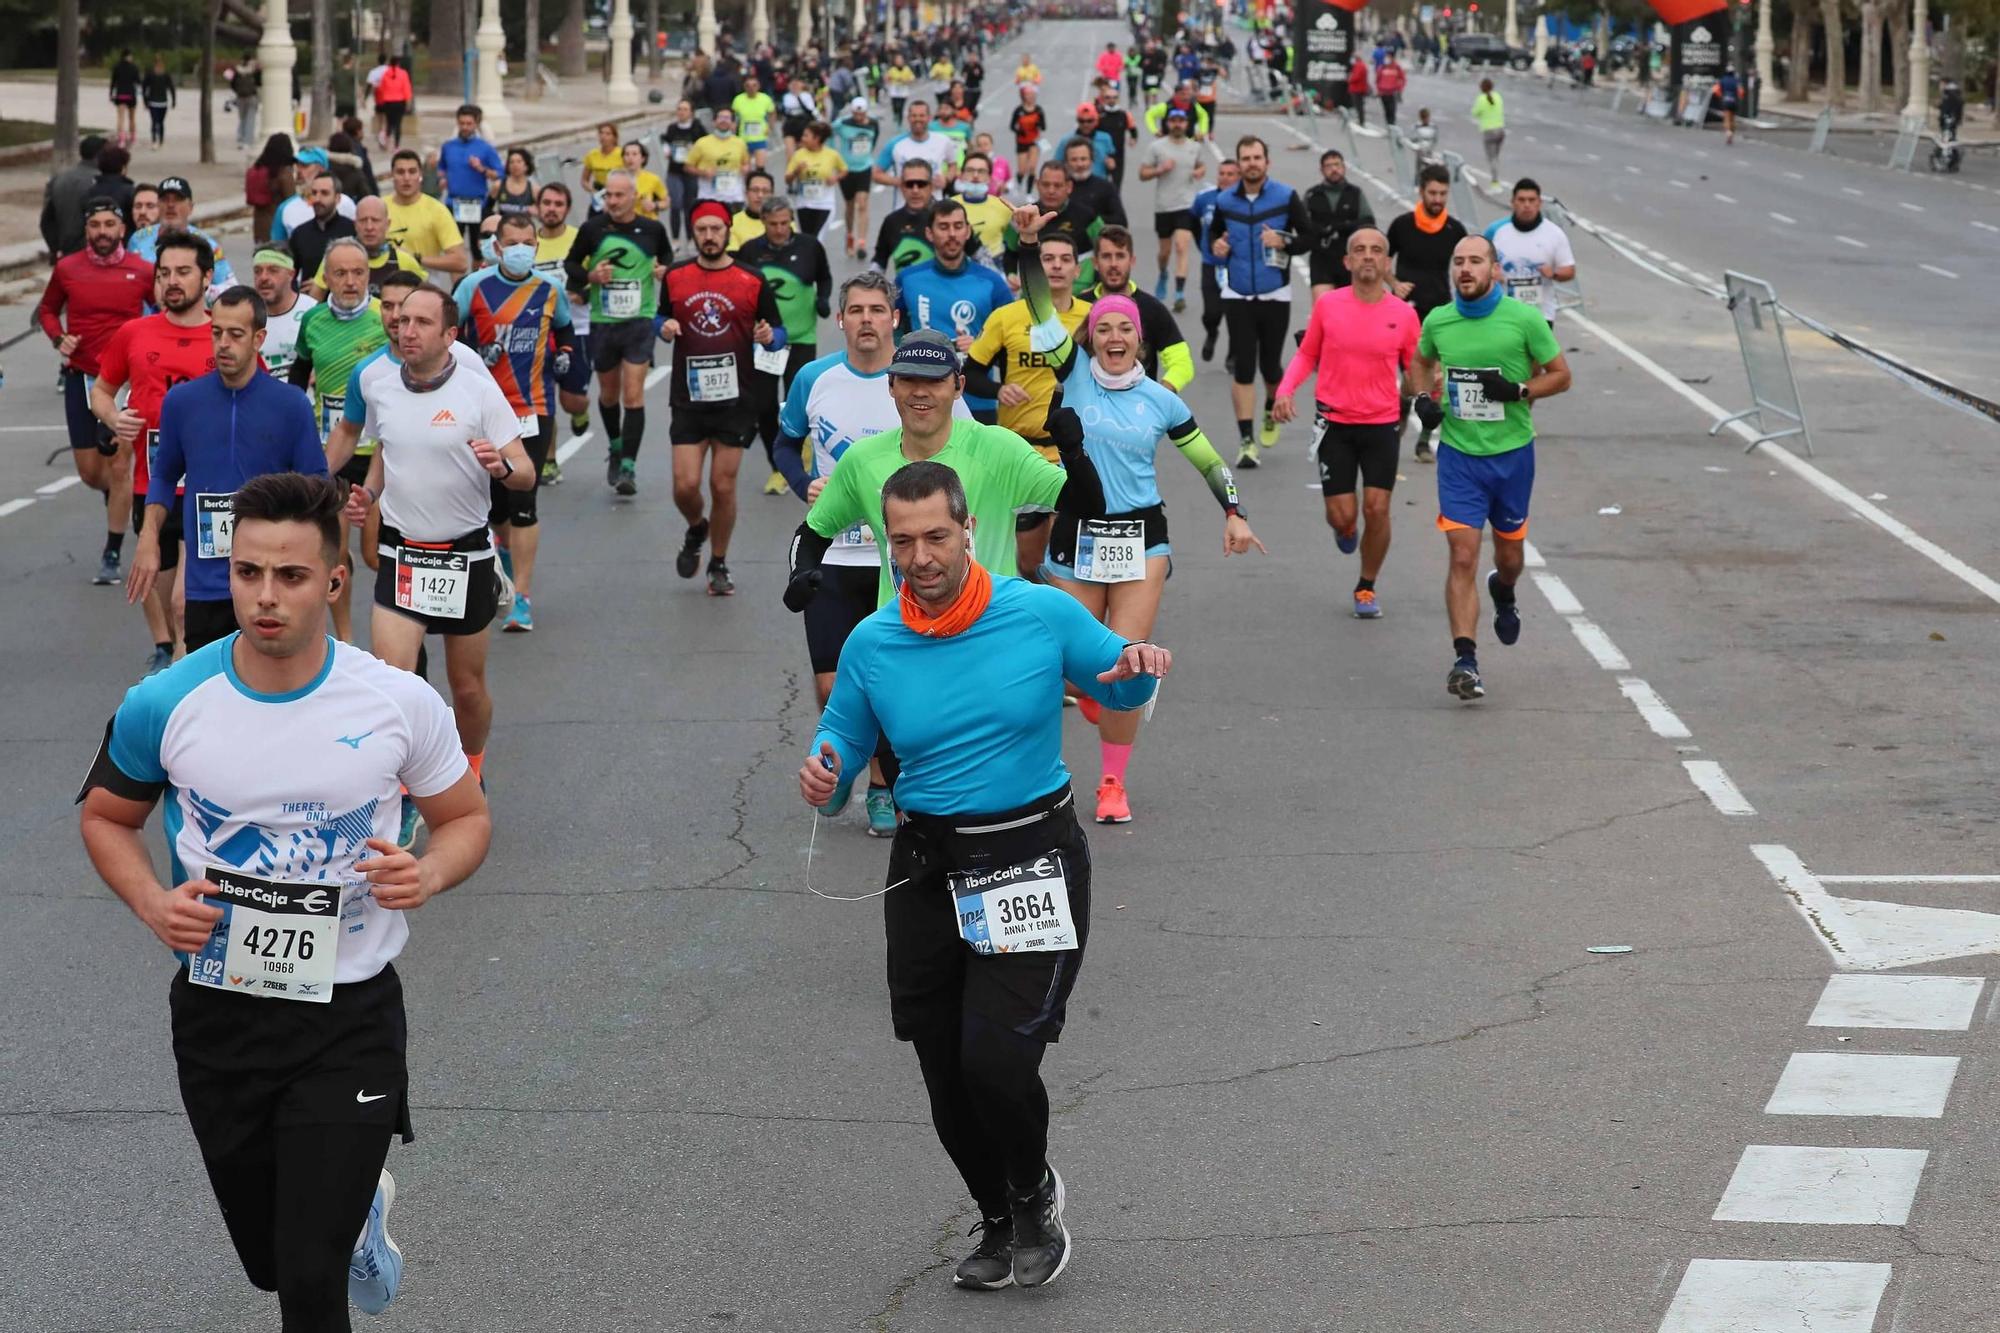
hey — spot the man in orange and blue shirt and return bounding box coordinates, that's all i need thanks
[453,212,576,632]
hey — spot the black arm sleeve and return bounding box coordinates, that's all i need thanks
[961,351,1003,400]
[288,348,315,390]
[1052,444,1104,518]
[790,521,834,574]
[563,216,601,297]
[1286,194,1315,254]
[811,240,833,308]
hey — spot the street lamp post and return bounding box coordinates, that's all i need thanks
[1903,0,1930,121]
[258,0,298,142]
[1754,0,1774,104]
[607,0,639,105]
[475,0,515,134]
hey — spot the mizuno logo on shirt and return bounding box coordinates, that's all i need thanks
[335,731,373,749]
[430,409,457,425]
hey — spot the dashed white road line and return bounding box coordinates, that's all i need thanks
[1974,219,2000,233]
[1528,571,1582,615]
[1660,1260,1890,1333]
[1712,192,1737,204]
[36,475,82,495]
[0,498,33,518]
[1669,179,1691,189]
[1899,200,1925,212]
[1783,170,1805,180]
[1808,974,1984,1030]
[1764,1051,1959,1118]
[1835,234,1868,248]
[1683,760,1756,815]
[1767,211,1796,225]
[1712,1144,1925,1224]
[1567,618,1631,671]
[1617,679,1692,739]
[1842,185,1865,196]
[1624,164,1642,175]
[1920,263,1959,279]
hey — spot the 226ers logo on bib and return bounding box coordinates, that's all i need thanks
[952,853,1079,955]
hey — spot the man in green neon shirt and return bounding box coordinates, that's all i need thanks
[784,330,1106,610]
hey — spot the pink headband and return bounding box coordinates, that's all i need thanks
[1087,294,1142,340]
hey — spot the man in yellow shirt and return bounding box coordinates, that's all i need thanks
[728,171,772,250]
[964,230,1091,576]
[884,58,917,124]
[383,148,470,277]
[732,75,778,171]
[309,194,427,297]
[581,121,624,194]
[687,110,751,209]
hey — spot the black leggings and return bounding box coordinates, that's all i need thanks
[1200,263,1222,335]
[147,104,169,143]
[202,1121,392,1332]
[912,1013,1052,1217]
[757,349,810,463]
[798,207,831,239]
[380,101,408,146]
[1223,299,1290,386]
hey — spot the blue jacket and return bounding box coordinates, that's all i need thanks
[1191,185,1226,269]
[895,256,1014,411]
[1207,178,1310,298]
[147,370,327,601]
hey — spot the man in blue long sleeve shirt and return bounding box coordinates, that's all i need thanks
[797,460,1171,1296]
[130,287,327,650]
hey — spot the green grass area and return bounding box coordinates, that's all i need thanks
[0,118,107,148]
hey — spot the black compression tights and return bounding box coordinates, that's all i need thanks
[911,1012,1052,1217]
[1224,299,1291,387]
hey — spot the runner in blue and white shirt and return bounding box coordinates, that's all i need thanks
[76,470,491,1329]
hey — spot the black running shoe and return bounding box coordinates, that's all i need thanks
[1201,328,1218,362]
[615,459,637,497]
[1010,1168,1071,1289]
[1489,570,1521,646]
[706,559,735,596]
[604,441,623,488]
[1447,655,1486,701]
[675,521,708,578]
[953,1215,1014,1290]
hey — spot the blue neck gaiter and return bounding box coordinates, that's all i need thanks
[1453,283,1503,319]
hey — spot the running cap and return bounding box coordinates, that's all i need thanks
[295,146,330,168]
[887,329,961,380]
[1164,105,1190,120]
[1075,102,1099,120]
[157,176,193,197]
[82,196,124,221]
[849,97,869,114]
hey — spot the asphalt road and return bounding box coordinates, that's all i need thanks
[6,19,2000,1333]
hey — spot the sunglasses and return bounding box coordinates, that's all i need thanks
[901,178,932,188]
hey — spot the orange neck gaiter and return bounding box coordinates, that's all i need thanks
[1412,202,1449,234]
[899,557,993,638]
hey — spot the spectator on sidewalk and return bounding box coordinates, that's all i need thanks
[89,145,138,233]
[245,135,297,244]
[230,57,261,150]
[1377,53,1405,126]
[325,132,373,200]
[141,57,177,147]
[41,135,108,262]
[109,51,141,147]
[375,57,414,148]
[340,116,381,196]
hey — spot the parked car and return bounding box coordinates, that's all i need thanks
[1451,32,1533,70]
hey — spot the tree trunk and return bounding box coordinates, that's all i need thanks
[53,0,79,169]
[386,0,413,58]
[201,0,220,163]
[523,0,542,97]
[1884,0,1908,108]
[558,0,586,77]
[312,0,336,136]
[1787,0,1813,98]
[648,0,662,80]
[1859,0,1880,109]
[429,0,466,95]
[1820,0,1847,105]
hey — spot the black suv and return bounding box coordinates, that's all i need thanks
[1451,32,1533,70]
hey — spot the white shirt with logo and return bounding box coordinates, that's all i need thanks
[261,293,318,380]
[360,347,522,547]
[100,638,467,985]
[1489,219,1575,319]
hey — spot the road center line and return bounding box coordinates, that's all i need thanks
[1713,192,1737,204]
[1670,179,1691,189]
[1974,220,2000,233]
[1898,201,1925,212]
[1567,618,1631,670]
[1684,760,1756,816]
[1919,263,1959,279]
[36,475,82,495]
[0,498,34,518]
[1618,678,1693,738]
[1835,235,1868,248]
[1842,186,1865,196]
[1767,211,1796,225]
[1528,571,1583,615]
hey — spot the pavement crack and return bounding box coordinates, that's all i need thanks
[868,1208,972,1332]
[701,667,803,888]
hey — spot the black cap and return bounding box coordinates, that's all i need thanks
[157,176,193,198]
[888,329,960,380]
[82,196,124,221]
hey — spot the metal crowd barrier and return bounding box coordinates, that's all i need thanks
[1889,115,1923,171]
[1442,150,1481,226]
[1710,271,1814,456]
[1807,106,1833,154]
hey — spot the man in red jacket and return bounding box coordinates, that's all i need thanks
[1377,54,1407,126]
[35,197,155,586]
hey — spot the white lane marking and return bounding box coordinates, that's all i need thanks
[1712,1144,1926,1225]
[1683,760,1755,815]
[1669,179,1691,189]
[554,364,673,466]
[36,475,82,495]
[1764,1052,1959,1118]
[0,424,66,433]
[1920,263,1959,279]
[1783,170,1805,179]
[1519,539,1546,568]
[1835,234,1868,248]
[1712,192,1737,204]
[1568,618,1630,670]
[1565,309,2000,608]
[1749,843,2000,970]
[1617,678,1692,738]
[1767,211,1796,225]
[1820,873,2000,883]
[1808,974,1984,1030]
[1688,272,1716,286]
[0,498,33,518]
[1974,220,2000,233]
[1659,1259,1890,1333]
[1624,164,1642,175]
[1584,152,1600,161]
[1899,200,1925,212]
[1842,185,1865,195]
[1528,571,1582,615]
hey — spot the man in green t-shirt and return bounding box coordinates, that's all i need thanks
[1409,234,1571,703]
[784,330,1107,610]
[737,195,832,495]
[563,170,672,492]
[733,75,779,171]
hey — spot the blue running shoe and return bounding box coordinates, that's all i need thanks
[1352,588,1381,619]
[1153,272,1169,301]
[865,786,898,838]
[397,795,424,849]
[501,596,533,633]
[1447,655,1485,701]
[348,1170,403,1316]
[1489,571,1521,646]
[1334,525,1358,555]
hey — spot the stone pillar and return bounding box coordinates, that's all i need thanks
[259,0,299,142]
[697,0,720,65]
[1531,12,1548,74]
[797,0,814,56]
[607,0,639,105]
[752,0,772,45]
[476,0,515,134]
[1903,0,1930,120]
[1503,0,1519,48]
[1754,0,1775,102]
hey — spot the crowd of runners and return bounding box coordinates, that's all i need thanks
[50,11,1581,1323]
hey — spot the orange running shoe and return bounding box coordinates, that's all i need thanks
[1077,695,1103,726]
[1095,774,1132,824]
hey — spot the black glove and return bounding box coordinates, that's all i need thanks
[815,297,831,319]
[1044,388,1084,454]
[1411,393,1443,431]
[1472,370,1527,403]
[782,566,823,613]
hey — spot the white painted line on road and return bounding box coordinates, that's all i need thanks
[1683,760,1755,816]
[0,498,34,518]
[1624,164,1642,175]
[0,424,65,433]
[1899,200,1925,212]
[1819,873,2000,884]
[1584,152,1600,161]
[1712,192,1737,204]
[1808,974,1983,1030]
[1712,1144,1926,1224]
[1529,571,1582,615]
[1567,619,1630,671]
[1688,272,1717,286]
[1617,678,1692,738]
[1748,844,2000,970]
[1565,309,2000,609]
[1765,1052,1959,1118]
[1659,1259,1890,1333]
[1974,220,2000,233]
[1783,170,1805,179]
[1644,248,1670,262]
[1767,211,1796,225]
[1842,185,1865,195]
[1835,234,1868,248]
[1669,179,1691,189]
[554,364,673,466]
[1519,539,1546,568]
[1919,263,1959,279]
[36,475,82,495]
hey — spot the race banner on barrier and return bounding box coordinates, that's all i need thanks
[1294,0,1361,105]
